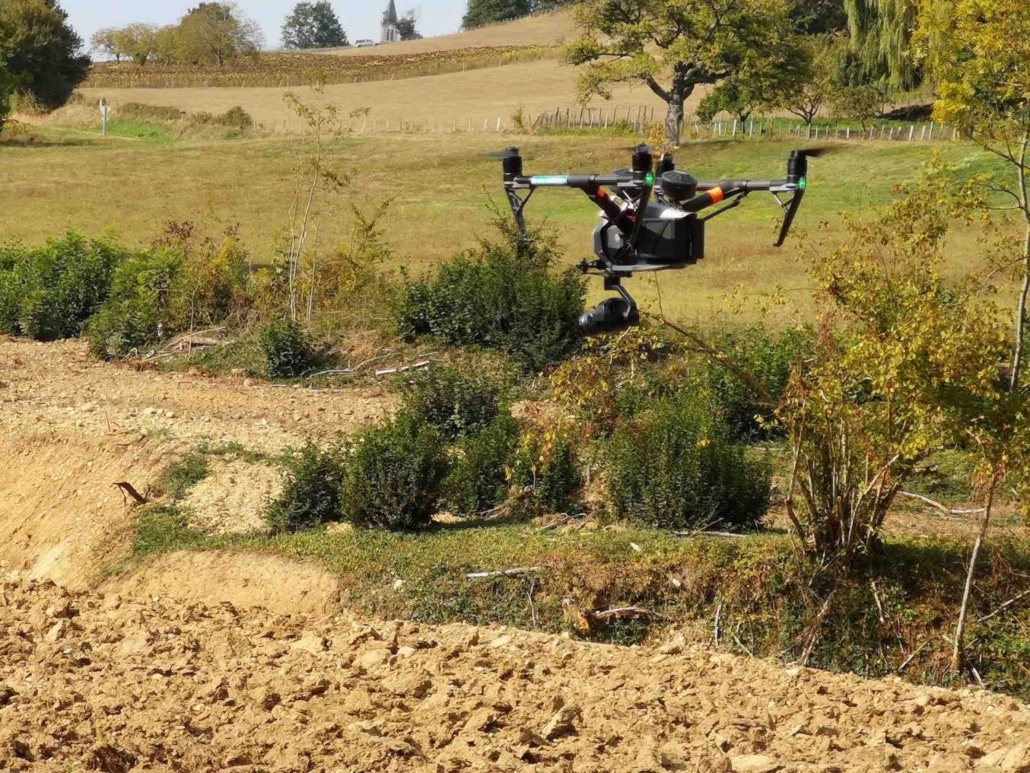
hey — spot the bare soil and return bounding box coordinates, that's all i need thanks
[2,577,1029,772]
[2,338,1029,771]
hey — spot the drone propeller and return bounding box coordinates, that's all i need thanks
[796,145,838,158]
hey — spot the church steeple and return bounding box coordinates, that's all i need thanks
[382,0,400,42]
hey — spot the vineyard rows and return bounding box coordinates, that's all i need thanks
[85,46,553,89]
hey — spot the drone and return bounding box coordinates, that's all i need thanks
[496,144,821,334]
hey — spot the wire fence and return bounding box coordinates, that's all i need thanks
[263,107,960,142]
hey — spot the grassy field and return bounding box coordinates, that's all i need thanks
[0,126,1014,325]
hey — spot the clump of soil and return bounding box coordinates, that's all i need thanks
[183,458,282,535]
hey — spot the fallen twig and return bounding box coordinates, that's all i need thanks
[527,579,538,628]
[592,606,658,621]
[536,514,574,532]
[114,481,149,507]
[466,566,543,580]
[673,530,747,539]
[713,601,722,648]
[376,361,430,377]
[897,491,986,516]
[307,369,355,379]
[977,588,1030,623]
[897,640,930,672]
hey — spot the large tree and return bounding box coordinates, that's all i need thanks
[178,2,263,66]
[565,0,796,145]
[0,60,13,130]
[0,0,89,110]
[282,2,347,49]
[462,0,530,30]
[843,0,918,88]
[395,10,422,41]
[919,0,1030,394]
[110,23,160,66]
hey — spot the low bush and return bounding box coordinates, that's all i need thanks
[266,442,347,534]
[88,226,253,359]
[702,325,815,442]
[399,366,503,441]
[444,413,520,517]
[0,233,123,341]
[87,249,181,358]
[259,316,317,378]
[397,221,585,372]
[606,393,772,531]
[342,412,450,531]
[120,103,183,122]
[508,424,583,515]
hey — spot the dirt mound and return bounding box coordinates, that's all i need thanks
[183,458,282,535]
[0,435,169,589]
[1,576,1028,772]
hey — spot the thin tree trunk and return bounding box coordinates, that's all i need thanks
[1010,134,1029,392]
[952,475,999,673]
[1011,220,1030,392]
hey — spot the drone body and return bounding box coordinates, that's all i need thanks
[498,145,817,333]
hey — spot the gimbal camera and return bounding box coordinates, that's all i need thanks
[498,144,819,334]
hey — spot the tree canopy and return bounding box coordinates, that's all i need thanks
[564,0,796,144]
[462,0,531,30]
[395,10,422,41]
[0,0,90,110]
[178,2,263,66]
[282,2,347,49]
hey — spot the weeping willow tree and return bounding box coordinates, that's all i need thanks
[843,0,919,89]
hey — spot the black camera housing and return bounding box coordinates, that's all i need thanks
[593,203,705,268]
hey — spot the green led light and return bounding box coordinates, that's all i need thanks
[799,177,808,190]
[645,172,655,185]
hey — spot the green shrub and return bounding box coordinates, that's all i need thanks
[606,393,771,531]
[87,249,181,359]
[266,442,347,534]
[342,412,450,531]
[444,413,520,517]
[397,221,585,372]
[400,366,503,440]
[120,103,183,122]
[87,228,253,360]
[508,425,583,514]
[259,316,317,378]
[220,106,253,129]
[0,233,123,341]
[703,325,815,441]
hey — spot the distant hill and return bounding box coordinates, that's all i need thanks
[320,10,579,57]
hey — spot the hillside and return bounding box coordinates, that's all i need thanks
[78,58,672,131]
[322,10,580,56]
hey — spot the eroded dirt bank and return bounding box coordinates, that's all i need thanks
[0,338,388,585]
[2,577,1029,773]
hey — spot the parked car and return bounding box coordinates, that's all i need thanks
[354,39,376,48]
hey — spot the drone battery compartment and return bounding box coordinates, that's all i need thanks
[637,209,705,266]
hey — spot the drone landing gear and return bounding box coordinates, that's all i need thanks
[579,277,640,335]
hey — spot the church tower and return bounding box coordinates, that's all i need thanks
[381,0,400,43]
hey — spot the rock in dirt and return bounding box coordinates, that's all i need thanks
[541,704,582,740]
[730,754,781,773]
